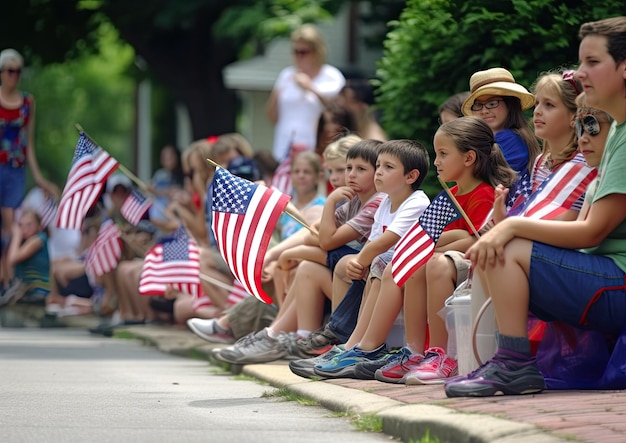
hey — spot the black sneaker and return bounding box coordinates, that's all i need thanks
[353,347,407,380]
[289,345,345,379]
[295,324,342,357]
[444,354,546,397]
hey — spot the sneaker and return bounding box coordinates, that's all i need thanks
[405,347,458,385]
[289,345,345,379]
[187,318,235,344]
[215,328,288,364]
[375,348,425,384]
[313,345,388,379]
[0,278,23,307]
[295,324,341,357]
[444,354,546,397]
[353,347,408,380]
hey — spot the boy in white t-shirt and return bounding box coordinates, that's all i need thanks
[292,140,431,366]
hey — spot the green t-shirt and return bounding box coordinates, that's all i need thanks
[582,119,626,272]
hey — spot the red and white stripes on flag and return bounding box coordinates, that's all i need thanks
[227,279,250,305]
[57,133,119,230]
[121,188,152,225]
[139,227,201,297]
[38,197,58,229]
[270,158,292,195]
[84,219,122,277]
[391,191,462,287]
[519,161,597,220]
[211,167,291,304]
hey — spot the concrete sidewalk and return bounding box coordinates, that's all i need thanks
[55,316,626,443]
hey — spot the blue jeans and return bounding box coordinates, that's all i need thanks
[328,278,366,343]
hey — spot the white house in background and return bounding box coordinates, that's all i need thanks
[222,2,383,152]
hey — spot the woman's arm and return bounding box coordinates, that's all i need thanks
[25,98,59,198]
[466,192,626,269]
[266,88,279,125]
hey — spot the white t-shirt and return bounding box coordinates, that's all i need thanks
[272,65,345,162]
[369,190,430,252]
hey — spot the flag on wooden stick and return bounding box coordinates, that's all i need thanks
[121,188,152,225]
[139,226,201,297]
[391,191,462,286]
[210,167,291,303]
[56,133,119,230]
[84,219,122,277]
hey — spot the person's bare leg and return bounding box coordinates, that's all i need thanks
[199,266,231,310]
[269,300,298,334]
[115,260,142,320]
[331,254,355,309]
[425,254,457,349]
[174,293,221,323]
[357,266,404,351]
[403,265,428,354]
[1,207,15,286]
[294,261,333,331]
[272,266,291,307]
[477,239,532,337]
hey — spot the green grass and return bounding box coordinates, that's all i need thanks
[261,387,319,406]
[330,411,383,433]
[112,330,136,340]
[409,430,440,443]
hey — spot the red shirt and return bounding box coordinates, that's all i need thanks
[445,182,494,234]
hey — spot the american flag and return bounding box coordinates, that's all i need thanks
[211,167,291,304]
[519,161,597,220]
[506,171,533,215]
[139,226,201,297]
[391,191,462,286]
[121,188,152,225]
[84,219,122,277]
[38,197,58,228]
[270,158,292,195]
[56,133,119,230]
[227,279,250,305]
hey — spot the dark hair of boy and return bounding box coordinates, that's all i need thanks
[377,139,430,191]
[346,139,382,168]
[344,78,376,106]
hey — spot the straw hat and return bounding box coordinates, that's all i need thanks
[461,67,535,116]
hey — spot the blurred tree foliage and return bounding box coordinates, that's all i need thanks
[375,0,625,197]
[20,23,134,187]
[1,0,345,142]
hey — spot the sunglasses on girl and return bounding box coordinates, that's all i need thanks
[292,48,312,57]
[1,68,21,76]
[470,99,504,112]
[575,114,601,138]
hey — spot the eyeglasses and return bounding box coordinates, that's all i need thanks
[562,70,581,94]
[292,48,312,57]
[1,68,21,76]
[470,99,504,112]
[575,114,601,138]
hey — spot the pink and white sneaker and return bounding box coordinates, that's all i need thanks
[405,347,458,385]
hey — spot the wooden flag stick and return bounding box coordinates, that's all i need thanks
[437,176,481,239]
[205,157,318,236]
[74,123,150,192]
[199,272,242,294]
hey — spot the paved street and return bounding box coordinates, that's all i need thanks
[0,328,390,443]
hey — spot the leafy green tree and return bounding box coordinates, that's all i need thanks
[376,0,625,195]
[2,0,345,140]
[20,23,135,186]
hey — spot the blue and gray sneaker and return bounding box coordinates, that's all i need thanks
[353,347,410,380]
[289,345,345,379]
[313,344,388,379]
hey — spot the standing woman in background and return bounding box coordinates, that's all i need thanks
[0,49,58,292]
[266,24,346,163]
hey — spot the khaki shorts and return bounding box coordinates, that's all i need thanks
[444,250,470,287]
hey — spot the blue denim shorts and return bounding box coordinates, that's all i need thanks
[529,242,626,334]
[0,164,26,209]
[326,245,359,272]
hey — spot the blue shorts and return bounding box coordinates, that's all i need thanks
[529,242,626,334]
[326,245,359,272]
[0,164,26,209]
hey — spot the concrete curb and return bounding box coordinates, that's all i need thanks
[62,321,570,443]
